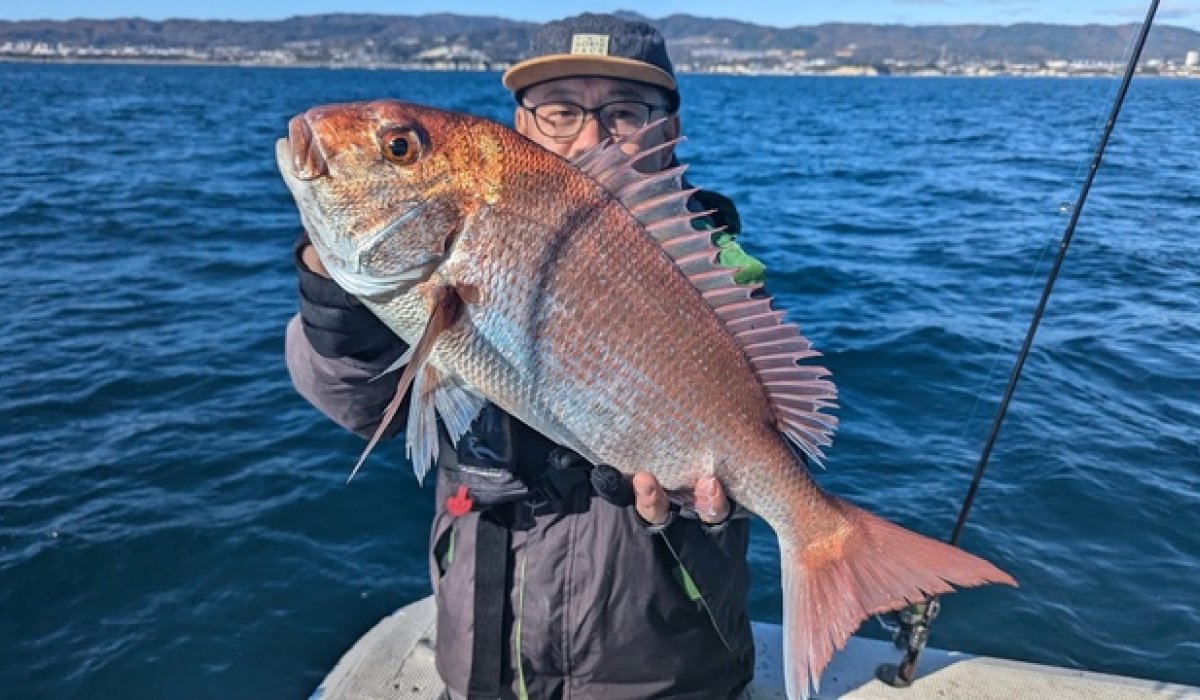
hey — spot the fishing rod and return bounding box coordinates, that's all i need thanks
[878,0,1161,687]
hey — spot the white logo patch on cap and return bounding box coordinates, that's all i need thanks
[570,33,611,56]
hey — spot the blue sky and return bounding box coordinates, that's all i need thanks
[4,1,1199,30]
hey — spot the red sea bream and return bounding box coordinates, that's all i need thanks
[275,100,1016,699]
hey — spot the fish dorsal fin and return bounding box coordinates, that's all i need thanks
[572,126,839,464]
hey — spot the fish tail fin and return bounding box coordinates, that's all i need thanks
[780,497,1016,699]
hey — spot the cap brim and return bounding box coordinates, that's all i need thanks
[503,54,677,96]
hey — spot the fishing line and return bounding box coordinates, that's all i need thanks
[880,0,1161,687]
[949,0,1159,546]
[955,18,1152,455]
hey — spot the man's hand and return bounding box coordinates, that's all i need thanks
[301,243,330,278]
[633,472,730,526]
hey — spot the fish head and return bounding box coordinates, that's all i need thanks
[276,100,503,300]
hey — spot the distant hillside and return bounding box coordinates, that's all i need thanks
[1,13,1198,64]
[0,14,531,62]
[652,18,1200,63]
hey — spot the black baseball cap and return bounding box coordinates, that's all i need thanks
[503,13,679,110]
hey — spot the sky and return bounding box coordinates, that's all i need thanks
[3,1,1199,30]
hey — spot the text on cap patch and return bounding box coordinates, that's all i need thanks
[570,34,611,56]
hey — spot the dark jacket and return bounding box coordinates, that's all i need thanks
[286,192,760,699]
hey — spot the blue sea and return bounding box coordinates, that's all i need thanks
[1,62,1197,698]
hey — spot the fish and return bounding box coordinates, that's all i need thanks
[275,99,1016,699]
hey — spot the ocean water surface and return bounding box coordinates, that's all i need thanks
[0,63,1197,697]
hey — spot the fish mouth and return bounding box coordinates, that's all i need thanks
[276,136,312,192]
[287,115,329,181]
[275,138,441,298]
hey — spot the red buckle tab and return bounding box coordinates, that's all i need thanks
[446,485,473,517]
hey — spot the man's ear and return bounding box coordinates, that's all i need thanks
[514,106,528,134]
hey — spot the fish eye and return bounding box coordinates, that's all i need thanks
[380,126,424,165]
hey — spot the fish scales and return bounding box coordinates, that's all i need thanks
[354,133,782,495]
[447,193,784,495]
[276,99,1015,699]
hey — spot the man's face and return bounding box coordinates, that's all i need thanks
[514,76,680,172]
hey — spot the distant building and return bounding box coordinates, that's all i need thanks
[1186,50,1200,67]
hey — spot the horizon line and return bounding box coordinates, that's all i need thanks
[2,13,1196,32]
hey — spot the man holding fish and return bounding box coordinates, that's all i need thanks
[280,12,1011,700]
[287,14,765,699]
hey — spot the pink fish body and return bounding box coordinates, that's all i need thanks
[277,100,1015,699]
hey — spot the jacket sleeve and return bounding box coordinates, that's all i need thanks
[285,233,409,438]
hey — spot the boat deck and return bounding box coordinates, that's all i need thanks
[313,596,1200,699]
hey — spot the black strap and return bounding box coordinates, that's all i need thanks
[466,513,508,699]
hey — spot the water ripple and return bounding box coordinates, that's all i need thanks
[1,64,1198,696]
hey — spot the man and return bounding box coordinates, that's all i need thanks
[286,13,767,699]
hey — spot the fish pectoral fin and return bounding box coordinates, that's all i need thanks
[347,284,465,484]
[368,345,416,383]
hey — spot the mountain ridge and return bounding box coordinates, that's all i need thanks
[2,13,1198,65]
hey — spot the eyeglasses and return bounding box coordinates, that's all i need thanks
[522,100,671,141]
